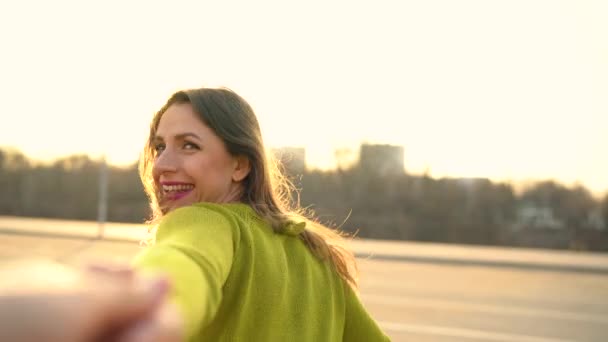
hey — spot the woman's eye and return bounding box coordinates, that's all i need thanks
[183,142,200,150]
[154,143,166,153]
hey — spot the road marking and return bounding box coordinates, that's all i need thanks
[379,321,577,342]
[365,294,608,324]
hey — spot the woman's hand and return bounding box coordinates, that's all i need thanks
[115,300,184,342]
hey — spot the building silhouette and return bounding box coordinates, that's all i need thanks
[357,144,404,176]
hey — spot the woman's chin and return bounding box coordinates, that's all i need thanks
[161,196,197,212]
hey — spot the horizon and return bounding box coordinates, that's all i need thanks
[0,1,606,196]
[2,143,605,199]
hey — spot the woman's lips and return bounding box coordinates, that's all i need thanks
[160,182,194,201]
[164,189,192,201]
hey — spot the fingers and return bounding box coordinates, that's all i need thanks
[114,302,184,342]
[114,320,158,342]
[91,274,170,325]
[0,262,175,342]
[79,265,172,342]
[86,264,134,280]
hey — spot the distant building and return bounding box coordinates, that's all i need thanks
[587,207,606,231]
[456,177,490,189]
[456,177,491,213]
[514,204,565,230]
[506,203,570,249]
[358,144,404,176]
[272,147,306,175]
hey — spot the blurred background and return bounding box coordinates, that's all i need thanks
[1,1,607,341]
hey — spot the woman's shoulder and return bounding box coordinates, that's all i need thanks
[152,202,255,241]
[164,202,254,223]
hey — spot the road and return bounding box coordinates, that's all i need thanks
[1,226,607,341]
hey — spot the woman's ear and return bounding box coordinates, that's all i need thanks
[232,155,251,182]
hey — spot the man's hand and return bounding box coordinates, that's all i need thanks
[0,260,180,342]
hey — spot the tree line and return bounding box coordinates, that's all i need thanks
[1,148,607,251]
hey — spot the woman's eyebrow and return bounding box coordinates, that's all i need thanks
[175,132,202,141]
[153,132,202,142]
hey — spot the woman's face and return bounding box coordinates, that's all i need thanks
[152,103,249,212]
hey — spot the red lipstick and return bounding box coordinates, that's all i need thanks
[160,181,194,201]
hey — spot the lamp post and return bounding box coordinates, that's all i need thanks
[97,155,108,239]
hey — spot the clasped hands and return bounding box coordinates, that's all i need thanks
[0,260,183,342]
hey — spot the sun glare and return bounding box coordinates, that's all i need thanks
[0,1,606,195]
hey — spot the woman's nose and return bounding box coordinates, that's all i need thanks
[153,150,178,174]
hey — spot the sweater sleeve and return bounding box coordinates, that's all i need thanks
[343,283,392,341]
[132,205,237,339]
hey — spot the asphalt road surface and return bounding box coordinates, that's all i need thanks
[1,233,607,342]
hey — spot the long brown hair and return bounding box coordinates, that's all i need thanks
[139,87,358,289]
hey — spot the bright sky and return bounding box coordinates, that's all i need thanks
[0,0,606,196]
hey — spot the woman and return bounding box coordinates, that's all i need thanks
[133,87,390,341]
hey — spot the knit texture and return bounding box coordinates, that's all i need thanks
[133,203,390,341]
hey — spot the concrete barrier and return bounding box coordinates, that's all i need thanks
[2,216,608,274]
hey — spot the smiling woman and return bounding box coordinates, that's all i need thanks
[151,102,250,211]
[134,87,391,341]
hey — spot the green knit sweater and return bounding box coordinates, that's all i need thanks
[133,203,390,341]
